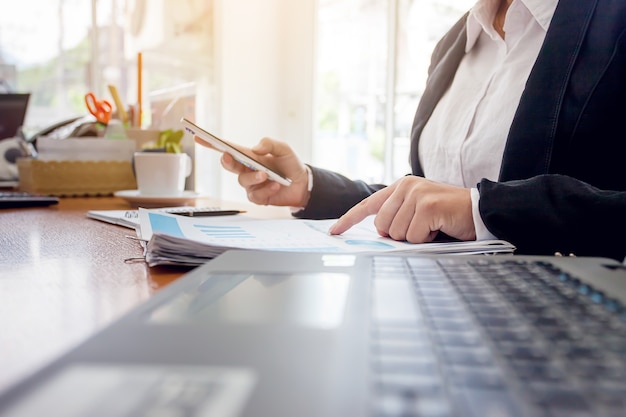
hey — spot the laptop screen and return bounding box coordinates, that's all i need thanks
[0,93,30,140]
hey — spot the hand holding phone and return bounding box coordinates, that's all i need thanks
[181,118,292,186]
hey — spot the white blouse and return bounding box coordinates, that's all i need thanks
[418,0,558,239]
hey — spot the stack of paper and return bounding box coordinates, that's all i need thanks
[138,209,515,267]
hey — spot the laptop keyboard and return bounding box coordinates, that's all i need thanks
[370,257,626,417]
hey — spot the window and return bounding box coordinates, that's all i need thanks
[0,0,97,133]
[0,0,212,137]
[0,0,214,191]
[313,0,474,183]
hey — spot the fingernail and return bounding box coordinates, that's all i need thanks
[328,223,337,235]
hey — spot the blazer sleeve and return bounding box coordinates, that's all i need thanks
[478,175,626,260]
[292,166,386,220]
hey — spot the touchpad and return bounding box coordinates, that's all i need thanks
[148,272,351,329]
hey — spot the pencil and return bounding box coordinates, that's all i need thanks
[108,84,128,125]
[137,52,142,127]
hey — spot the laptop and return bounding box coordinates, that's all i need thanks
[0,93,30,140]
[0,250,625,416]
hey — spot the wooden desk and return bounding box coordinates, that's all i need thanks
[0,196,290,393]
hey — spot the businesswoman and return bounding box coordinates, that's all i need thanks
[197,0,626,260]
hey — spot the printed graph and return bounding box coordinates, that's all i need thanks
[193,224,255,239]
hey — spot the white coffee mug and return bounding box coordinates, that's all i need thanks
[133,152,192,196]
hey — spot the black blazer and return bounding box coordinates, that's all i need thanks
[297,0,626,260]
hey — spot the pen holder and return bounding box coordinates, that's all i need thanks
[17,158,137,196]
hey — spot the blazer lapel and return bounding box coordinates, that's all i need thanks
[499,0,599,181]
[409,15,468,176]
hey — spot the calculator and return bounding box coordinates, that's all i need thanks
[0,191,59,208]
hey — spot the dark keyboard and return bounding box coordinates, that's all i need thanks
[370,257,626,417]
[0,191,59,208]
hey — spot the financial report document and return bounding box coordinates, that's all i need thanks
[138,209,515,267]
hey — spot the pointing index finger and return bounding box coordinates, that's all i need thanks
[328,186,392,235]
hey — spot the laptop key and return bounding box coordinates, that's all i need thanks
[373,339,434,356]
[375,353,438,374]
[373,391,453,417]
[498,342,550,362]
[586,384,626,409]
[527,383,590,410]
[447,366,506,390]
[510,360,566,383]
[436,331,483,348]
[376,372,444,396]
[442,346,494,367]
[451,387,523,417]
[409,396,454,417]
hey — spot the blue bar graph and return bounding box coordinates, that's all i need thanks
[194,224,254,239]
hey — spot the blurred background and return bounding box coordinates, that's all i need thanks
[0,0,473,201]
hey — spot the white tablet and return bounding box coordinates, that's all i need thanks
[181,118,292,187]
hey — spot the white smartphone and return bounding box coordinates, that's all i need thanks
[181,117,292,187]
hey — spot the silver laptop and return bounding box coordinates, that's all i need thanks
[0,250,625,417]
[0,93,29,140]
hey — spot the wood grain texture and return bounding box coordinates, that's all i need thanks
[0,195,290,393]
[0,197,168,392]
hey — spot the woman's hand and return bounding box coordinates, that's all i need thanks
[195,136,310,207]
[329,176,476,243]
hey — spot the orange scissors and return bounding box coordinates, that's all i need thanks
[84,92,113,125]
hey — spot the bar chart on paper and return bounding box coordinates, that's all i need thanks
[143,211,345,251]
[138,209,516,266]
[196,225,255,239]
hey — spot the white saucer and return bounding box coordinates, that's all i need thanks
[114,190,201,208]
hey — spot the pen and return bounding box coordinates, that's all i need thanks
[174,210,245,217]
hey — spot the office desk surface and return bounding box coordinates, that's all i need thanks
[0,196,289,394]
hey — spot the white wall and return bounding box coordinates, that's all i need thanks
[204,0,316,202]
